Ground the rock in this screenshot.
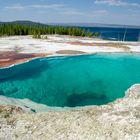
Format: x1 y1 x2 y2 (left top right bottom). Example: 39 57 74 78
0 84 140 140
125 84 140 99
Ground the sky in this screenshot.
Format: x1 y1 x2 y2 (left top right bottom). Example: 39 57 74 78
0 0 140 26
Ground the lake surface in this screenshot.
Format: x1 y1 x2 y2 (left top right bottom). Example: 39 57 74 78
0 53 140 107
83 27 140 41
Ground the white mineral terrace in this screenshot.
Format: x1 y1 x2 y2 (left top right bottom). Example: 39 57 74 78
0 35 140 54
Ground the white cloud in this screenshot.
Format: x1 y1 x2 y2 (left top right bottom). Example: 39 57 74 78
31 4 64 9
63 9 108 17
4 4 64 11
5 4 25 11
95 0 140 7
3 3 108 19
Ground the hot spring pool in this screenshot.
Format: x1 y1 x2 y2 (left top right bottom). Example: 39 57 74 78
0 53 140 107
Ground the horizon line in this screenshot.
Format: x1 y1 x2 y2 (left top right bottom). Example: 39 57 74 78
0 20 140 28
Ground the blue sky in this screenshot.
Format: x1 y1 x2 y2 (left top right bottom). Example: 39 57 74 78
0 0 140 25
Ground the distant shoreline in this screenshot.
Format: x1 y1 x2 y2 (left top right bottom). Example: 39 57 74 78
49 23 140 29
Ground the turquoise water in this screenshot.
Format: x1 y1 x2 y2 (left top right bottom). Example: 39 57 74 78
0 53 140 107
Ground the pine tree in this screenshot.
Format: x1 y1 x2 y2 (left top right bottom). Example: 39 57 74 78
94 32 100 37
87 31 94 37
0 23 98 38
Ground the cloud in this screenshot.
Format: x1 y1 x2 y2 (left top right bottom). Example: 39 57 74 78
5 4 25 11
31 4 64 9
94 0 140 7
3 2 109 19
63 9 108 17
4 3 64 11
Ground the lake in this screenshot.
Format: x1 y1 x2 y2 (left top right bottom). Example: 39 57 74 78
0 53 140 107
83 27 140 41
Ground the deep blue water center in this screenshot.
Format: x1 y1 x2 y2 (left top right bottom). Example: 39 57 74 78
0 53 140 107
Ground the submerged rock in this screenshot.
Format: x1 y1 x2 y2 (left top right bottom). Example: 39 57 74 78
0 84 140 140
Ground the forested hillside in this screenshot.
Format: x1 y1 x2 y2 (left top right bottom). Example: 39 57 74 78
0 22 100 38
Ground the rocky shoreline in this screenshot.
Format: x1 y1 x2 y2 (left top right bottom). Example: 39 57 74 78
0 84 140 140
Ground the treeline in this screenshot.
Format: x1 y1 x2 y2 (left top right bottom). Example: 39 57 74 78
0 24 100 38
